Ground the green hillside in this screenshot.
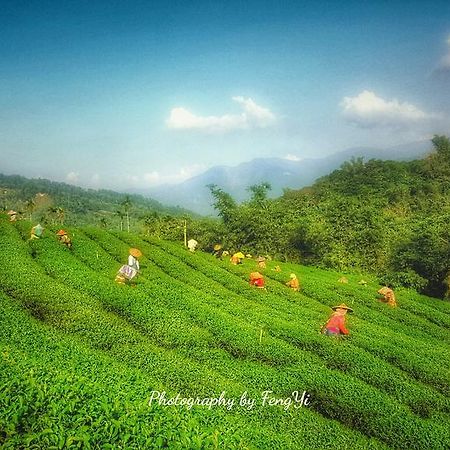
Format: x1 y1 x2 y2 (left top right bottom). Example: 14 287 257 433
1 216 450 449
0 173 193 229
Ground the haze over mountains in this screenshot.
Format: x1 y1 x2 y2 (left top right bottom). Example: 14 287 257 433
137 141 431 215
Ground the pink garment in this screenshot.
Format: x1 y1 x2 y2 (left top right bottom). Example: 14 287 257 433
325 313 349 335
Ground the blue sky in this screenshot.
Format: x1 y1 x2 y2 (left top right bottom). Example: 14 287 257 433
1 0 450 190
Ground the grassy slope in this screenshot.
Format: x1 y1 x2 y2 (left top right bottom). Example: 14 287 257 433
0 218 449 449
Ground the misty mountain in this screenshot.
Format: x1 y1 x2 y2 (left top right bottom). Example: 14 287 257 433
138 141 431 215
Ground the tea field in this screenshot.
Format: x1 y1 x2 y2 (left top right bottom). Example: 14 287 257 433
1 217 449 449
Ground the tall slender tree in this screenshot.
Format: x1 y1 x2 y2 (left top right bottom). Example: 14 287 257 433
121 196 132 232
25 198 35 221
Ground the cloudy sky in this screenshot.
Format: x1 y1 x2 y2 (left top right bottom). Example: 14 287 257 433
1 0 450 190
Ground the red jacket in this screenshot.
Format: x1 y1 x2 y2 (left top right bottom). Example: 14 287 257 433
325 314 349 335
251 277 265 287
249 273 265 287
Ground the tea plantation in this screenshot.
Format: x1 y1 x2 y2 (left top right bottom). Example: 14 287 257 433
1 217 449 449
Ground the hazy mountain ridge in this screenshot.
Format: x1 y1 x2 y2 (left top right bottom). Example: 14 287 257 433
141 141 431 215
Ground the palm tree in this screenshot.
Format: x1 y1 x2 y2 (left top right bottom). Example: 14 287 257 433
115 210 125 231
121 196 132 232
25 199 35 221
56 207 65 225
143 211 159 237
47 206 58 225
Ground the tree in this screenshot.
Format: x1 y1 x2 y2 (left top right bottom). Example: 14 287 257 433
391 215 450 297
431 135 450 161
56 207 65 225
143 211 160 237
25 199 35 221
115 210 125 231
121 196 132 232
46 206 58 225
424 135 450 180
207 184 237 223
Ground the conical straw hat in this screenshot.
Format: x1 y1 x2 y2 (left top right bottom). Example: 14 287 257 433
250 272 264 279
129 248 142 258
332 303 353 312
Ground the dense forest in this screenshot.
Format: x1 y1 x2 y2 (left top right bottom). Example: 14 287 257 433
2 136 449 298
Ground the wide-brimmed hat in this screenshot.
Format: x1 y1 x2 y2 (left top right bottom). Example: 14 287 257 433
56 229 67 236
214 244 222 251
290 273 297 279
250 271 264 279
7 210 17 215
257 256 266 262
129 248 142 258
234 252 245 259
332 303 353 312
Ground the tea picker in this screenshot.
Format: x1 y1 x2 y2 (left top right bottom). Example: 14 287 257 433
29 223 44 240
56 229 72 249
212 244 223 258
322 303 353 336
187 239 198 252
377 286 397 307
7 210 17 222
115 248 142 285
286 273 300 291
249 271 266 289
230 252 245 265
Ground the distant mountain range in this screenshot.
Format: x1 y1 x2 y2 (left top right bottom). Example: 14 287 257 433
136 141 431 215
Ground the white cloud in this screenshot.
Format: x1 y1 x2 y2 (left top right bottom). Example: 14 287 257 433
143 164 206 186
143 171 160 184
341 90 430 128
166 97 275 133
283 154 302 161
127 175 140 185
231 96 275 126
66 172 79 183
91 174 100 184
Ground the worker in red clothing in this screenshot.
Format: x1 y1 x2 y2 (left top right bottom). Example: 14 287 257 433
322 303 353 336
249 272 265 289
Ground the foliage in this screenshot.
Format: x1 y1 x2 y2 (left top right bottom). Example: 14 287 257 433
203 137 450 298
0 173 193 230
1 217 449 448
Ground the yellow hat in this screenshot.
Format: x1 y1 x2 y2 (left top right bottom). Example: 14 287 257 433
129 248 142 258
